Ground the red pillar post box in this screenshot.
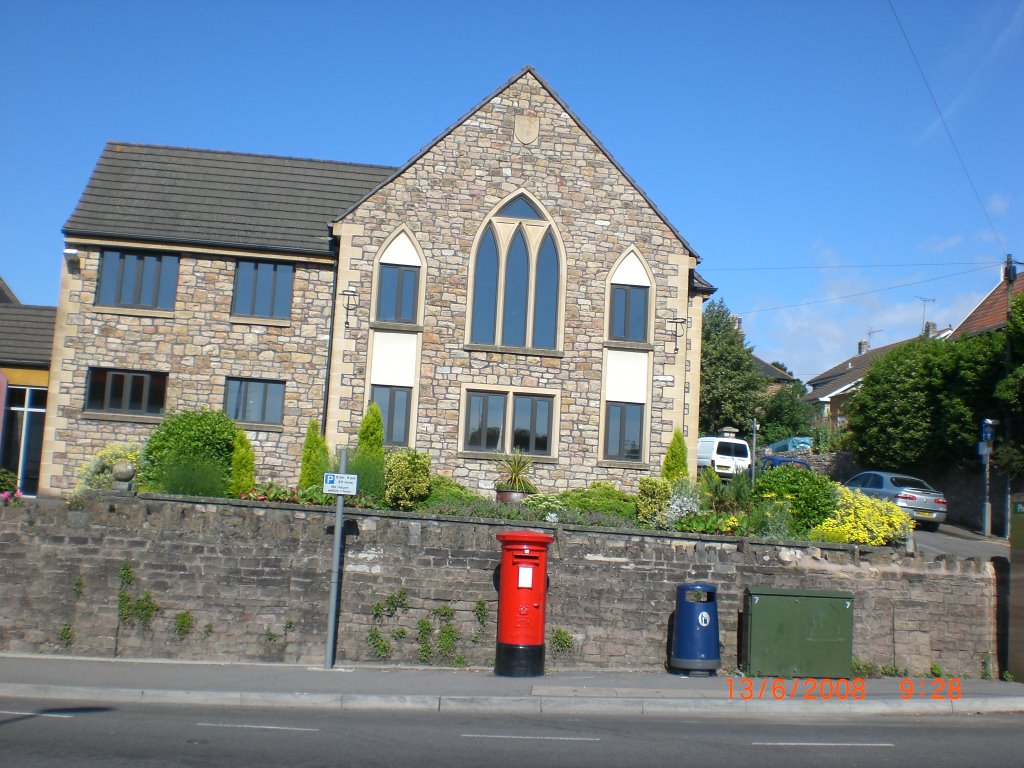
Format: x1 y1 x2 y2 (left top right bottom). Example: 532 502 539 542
495 530 555 677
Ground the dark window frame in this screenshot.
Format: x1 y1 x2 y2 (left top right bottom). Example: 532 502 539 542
512 394 554 456
370 385 413 446
376 264 420 324
224 377 286 425
609 284 649 342
96 250 178 310
231 260 294 320
604 401 644 462
464 391 507 452
85 368 167 415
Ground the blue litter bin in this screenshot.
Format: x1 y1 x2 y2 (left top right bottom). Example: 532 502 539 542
669 582 721 674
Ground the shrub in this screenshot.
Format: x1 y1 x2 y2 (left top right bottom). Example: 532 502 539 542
356 403 385 459
540 481 637 527
162 455 228 497
228 429 256 497
74 443 143 494
421 475 480 508
140 410 238 492
298 419 332 492
661 428 688 482
752 465 838 535
667 475 700 520
0 468 18 494
748 498 798 540
809 487 913 546
636 477 671 528
349 450 385 507
384 450 431 510
495 449 537 493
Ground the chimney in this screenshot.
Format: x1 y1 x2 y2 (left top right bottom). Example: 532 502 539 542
924 321 937 337
857 339 869 355
731 315 743 335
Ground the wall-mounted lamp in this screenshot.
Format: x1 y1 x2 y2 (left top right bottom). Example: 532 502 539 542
63 248 80 269
668 316 689 353
340 288 358 328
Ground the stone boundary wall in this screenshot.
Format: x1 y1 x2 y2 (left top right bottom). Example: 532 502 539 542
0 496 998 676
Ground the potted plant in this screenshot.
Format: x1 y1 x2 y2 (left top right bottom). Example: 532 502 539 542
495 448 537 504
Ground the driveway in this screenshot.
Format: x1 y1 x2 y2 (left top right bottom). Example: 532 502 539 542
911 524 1009 562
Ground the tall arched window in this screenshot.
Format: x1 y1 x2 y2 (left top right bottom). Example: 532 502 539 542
468 194 562 350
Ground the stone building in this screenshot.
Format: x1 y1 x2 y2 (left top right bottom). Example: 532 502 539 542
39 67 713 496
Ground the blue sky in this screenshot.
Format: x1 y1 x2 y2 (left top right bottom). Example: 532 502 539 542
1 0 1020 380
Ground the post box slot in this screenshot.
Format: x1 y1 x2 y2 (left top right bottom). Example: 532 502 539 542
512 554 540 563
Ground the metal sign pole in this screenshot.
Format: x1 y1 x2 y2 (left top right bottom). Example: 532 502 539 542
325 448 348 669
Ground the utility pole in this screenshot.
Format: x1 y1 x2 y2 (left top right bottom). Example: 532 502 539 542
1004 255 1017 539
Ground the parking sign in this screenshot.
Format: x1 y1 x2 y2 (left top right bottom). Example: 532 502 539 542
322 473 358 495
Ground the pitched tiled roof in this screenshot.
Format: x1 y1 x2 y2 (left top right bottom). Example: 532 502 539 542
691 270 716 295
950 279 1023 340
0 275 17 304
0 305 56 366
804 338 909 402
753 355 796 383
64 143 396 256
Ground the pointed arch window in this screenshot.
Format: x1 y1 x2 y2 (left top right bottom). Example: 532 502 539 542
469 194 562 351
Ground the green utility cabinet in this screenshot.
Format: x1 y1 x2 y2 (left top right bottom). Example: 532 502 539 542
742 588 854 678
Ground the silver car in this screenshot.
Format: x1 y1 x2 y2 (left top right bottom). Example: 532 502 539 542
843 471 947 531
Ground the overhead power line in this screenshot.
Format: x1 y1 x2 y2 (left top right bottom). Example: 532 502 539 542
888 0 1008 256
702 260 1000 272
736 264 993 315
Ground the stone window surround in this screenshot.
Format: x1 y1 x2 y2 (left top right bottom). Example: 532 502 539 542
464 189 566 354
456 382 562 463
604 247 656 345
224 376 287 427
369 226 427 329
95 249 179 312
230 259 294 321
595 347 654 468
84 367 168 417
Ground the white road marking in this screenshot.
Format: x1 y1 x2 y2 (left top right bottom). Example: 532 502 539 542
462 734 600 742
0 710 74 718
752 742 895 747
197 722 319 732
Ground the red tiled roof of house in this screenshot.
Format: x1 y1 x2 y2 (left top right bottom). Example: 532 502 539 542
950 279 1023 340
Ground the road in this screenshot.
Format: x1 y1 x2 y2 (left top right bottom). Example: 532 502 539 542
1 698 1022 768
912 525 1009 561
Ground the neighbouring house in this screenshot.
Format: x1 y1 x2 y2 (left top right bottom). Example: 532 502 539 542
39 67 715 497
949 274 1023 340
804 327 951 431
753 355 798 393
0 301 56 495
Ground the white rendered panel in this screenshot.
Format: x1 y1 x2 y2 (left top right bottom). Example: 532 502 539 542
370 332 418 386
605 350 649 403
610 252 650 286
379 232 420 266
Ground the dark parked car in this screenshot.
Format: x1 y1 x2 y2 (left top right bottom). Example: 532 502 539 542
758 455 812 473
843 471 947 531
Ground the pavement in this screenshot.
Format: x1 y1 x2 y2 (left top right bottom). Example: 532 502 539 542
2 654 1023 717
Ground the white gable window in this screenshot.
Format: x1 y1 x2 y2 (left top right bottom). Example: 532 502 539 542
376 230 422 324
469 194 561 351
608 249 653 343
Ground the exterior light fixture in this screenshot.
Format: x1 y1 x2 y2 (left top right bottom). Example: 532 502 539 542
668 316 689 354
340 288 358 328
63 248 80 269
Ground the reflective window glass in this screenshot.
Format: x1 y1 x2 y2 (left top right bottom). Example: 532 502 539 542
532 233 558 349
501 229 529 347
470 227 499 344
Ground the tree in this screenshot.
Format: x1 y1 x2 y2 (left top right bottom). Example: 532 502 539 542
847 336 1003 471
661 428 688 481
356 402 385 458
298 419 332 492
228 429 256 497
699 299 766 439
994 291 1024 478
759 382 815 444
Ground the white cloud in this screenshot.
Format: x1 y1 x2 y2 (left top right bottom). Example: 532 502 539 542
987 193 1010 217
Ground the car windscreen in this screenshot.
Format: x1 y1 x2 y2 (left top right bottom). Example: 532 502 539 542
889 475 933 490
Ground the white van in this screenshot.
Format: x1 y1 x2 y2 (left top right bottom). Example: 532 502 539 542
696 437 751 479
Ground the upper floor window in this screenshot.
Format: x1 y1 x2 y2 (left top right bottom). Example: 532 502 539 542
85 368 167 415
232 260 293 320
224 377 285 425
469 194 561 350
96 251 178 310
375 230 423 325
607 249 653 344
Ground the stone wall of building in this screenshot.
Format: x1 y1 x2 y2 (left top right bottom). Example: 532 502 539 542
0 496 998 676
40 249 336 494
330 71 700 493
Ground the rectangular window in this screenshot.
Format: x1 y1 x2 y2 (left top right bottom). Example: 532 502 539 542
609 285 648 342
231 260 293 320
371 385 412 446
377 265 418 323
465 391 507 451
605 401 643 461
96 251 178 310
224 378 285 425
85 369 167 415
512 395 553 455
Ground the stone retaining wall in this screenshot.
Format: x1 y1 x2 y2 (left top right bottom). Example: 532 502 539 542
0 496 998 676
